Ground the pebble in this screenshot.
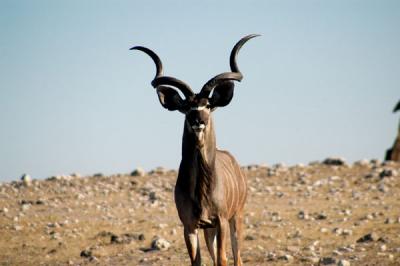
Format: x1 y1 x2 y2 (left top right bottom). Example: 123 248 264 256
266 252 276 261
338 259 351 266
21 174 32 186
245 235 256 241
298 210 310 220
13 225 23 231
380 169 397 178
357 232 380 243
278 254 293 262
354 159 370 166
286 246 300 253
385 218 395 224
323 157 346 166
301 256 320 263
131 167 146 177
320 257 336 265
151 237 171 251
378 183 389 193
320 227 329 233
80 249 92 258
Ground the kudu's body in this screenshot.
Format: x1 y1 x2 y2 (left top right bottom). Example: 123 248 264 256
131 34 259 266
386 101 400 162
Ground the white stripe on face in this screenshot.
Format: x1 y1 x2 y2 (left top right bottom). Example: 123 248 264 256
190 105 207 111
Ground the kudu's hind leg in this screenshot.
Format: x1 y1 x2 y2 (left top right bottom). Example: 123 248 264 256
229 214 243 266
204 228 217 265
184 227 201 266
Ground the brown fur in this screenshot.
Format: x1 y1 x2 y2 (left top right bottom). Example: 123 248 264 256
175 116 247 266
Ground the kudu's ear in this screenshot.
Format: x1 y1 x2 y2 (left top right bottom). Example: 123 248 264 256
156 86 185 111
209 81 235 108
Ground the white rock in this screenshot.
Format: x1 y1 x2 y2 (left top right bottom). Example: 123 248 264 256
338 259 351 266
131 167 146 177
151 237 171 251
20 174 32 186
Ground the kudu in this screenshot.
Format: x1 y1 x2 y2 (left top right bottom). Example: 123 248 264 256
131 34 259 265
385 100 400 161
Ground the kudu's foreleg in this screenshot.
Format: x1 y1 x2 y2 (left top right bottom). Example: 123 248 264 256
184 227 201 266
204 227 217 265
217 218 229 266
229 214 244 266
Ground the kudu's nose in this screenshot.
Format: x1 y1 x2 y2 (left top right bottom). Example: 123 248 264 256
192 120 205 131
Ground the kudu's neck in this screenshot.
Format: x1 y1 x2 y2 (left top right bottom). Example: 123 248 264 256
181 116 217 221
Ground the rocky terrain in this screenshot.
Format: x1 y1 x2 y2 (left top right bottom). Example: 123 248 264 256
1 158 400 265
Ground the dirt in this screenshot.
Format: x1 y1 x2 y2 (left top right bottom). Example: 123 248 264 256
1 159 400 265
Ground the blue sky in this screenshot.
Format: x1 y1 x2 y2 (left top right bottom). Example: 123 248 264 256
0 0 399 181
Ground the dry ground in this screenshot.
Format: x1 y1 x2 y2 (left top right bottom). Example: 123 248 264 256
0 159 400 265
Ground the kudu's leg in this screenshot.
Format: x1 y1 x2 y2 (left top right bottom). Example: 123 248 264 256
184 227 201 266
204 227 217 265
229 214 244 266
217 218 229 266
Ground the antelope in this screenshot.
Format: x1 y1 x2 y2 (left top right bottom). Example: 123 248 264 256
385 100 400 161
131 34 259 266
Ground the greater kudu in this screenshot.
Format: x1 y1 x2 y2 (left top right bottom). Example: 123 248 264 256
131 34 259 266
385 100 400 161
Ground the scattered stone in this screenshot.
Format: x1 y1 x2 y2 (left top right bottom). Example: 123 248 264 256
245 235 256 241
20 174 32 186
80 249 92 258
354 159 370 166
342 229 353 236
110 233 144 244
149 167 168 175
357 232 379 243
301 256 320 263
320 257 336 265
149 191 158 202
323 157 346 166
21 204 30 211
298 210 310 220
333 227 343 235
278 254 294 262
13 225 23 231
315 212 328 220
380 169 397 178
131 167 145 177
266 251 276 261
378 183 389 193
320 227 329 233
328 175 341 181
338 259 351 266
385 218 395 224
89 256 99 262
151 237 171 251
286 245 300 253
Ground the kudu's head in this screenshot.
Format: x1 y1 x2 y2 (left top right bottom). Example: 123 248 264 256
131 34 259 144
